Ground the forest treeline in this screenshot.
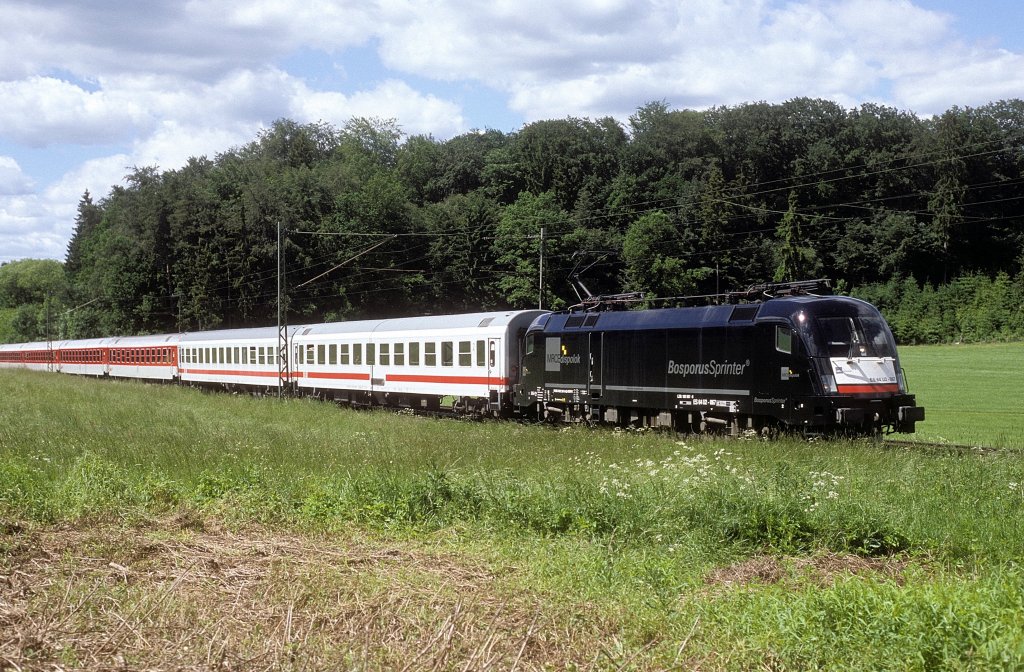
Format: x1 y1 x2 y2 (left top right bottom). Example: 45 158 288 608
2 97 1023 344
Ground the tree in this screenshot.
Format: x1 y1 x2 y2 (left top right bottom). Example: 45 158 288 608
773 191 819 282
65 191 102 279
491 191 572 308
622 211 705 301
0 259 69 342
424 191 502 311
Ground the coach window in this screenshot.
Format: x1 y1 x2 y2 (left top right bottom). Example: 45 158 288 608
409 342 419 366
424 342 436 367
269 348 276 365
379 343 390 366
776 325 793 354
476 340 485 367
366 343 375 365
317 344 325 366
458 341 471 367
394 342 404 366
340 343 350 365
258 348 266 365
442 341 454 367
353 343 362 365
328 344 337 365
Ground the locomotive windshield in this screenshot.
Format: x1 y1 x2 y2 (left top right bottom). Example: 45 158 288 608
814 316 897 359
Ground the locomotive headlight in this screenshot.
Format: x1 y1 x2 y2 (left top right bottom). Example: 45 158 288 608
820 373 837 394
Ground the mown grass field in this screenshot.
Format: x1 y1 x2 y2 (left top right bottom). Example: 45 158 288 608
1 344 1023 670
897 342 1024 448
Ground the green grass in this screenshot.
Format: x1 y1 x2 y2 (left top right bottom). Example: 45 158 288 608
2 360 1024 669
898 342 1024 448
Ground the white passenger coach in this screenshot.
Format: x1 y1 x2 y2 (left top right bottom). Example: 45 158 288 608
1 310 545 416
292 311 545 412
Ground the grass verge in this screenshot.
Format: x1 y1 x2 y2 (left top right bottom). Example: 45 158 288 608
2 367 1023 669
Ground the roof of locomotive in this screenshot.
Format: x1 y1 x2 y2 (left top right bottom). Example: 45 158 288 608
531 295 880 333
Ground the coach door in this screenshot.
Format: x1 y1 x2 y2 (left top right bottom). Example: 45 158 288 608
486 338 501 410
589 332 603 399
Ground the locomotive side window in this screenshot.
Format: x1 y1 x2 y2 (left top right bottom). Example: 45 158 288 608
776 326 792 354
409 342 420 366
458 341 471 366
425 342 436 366
442 341 454 367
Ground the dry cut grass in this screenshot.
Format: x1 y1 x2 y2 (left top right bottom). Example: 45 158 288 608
0 515 612 671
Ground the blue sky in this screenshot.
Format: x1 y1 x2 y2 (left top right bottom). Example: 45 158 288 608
1 0 1023 264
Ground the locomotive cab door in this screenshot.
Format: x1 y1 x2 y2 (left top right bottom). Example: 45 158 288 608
588 332 603 399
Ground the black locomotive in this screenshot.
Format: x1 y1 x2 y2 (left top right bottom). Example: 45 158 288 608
514 281 924 436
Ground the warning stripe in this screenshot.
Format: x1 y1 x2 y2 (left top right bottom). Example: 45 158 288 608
305 371 371 381
178 369 507 386
837 383 900 394
385 374 507 386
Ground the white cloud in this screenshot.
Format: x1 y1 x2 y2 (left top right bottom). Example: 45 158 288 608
0 77 152 147
0 154 133 264
0 157 35 196
0 192 70 263
3 0 1024 265
293 79 466 137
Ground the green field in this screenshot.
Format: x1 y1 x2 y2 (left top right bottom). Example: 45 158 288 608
1 346 1023 670
898 342 1024 448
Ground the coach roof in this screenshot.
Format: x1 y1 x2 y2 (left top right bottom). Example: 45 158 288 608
297 310 547 337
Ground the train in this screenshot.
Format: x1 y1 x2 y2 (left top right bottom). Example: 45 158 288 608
0 281 924 437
